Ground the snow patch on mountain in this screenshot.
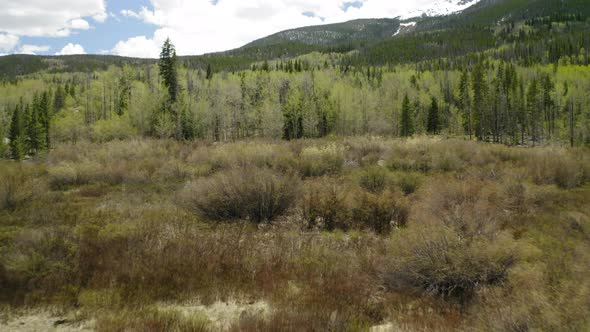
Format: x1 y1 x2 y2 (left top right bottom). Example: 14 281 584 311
403 0 481 19
394 22 416 36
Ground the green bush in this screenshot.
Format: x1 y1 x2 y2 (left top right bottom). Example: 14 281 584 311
181 167 299 223
91 115 137 143
358 166 389 193
395 172 422 195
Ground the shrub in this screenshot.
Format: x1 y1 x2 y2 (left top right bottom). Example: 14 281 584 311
394 172 422 195
180 167 299 223
345 137 385 166
384 224 519 302
0 165 37 210
301 179 407 233
358 166 389 193
298 144 344 177
300 178 352 231
48 162 79 190
353 190 409 233
526 149 589 189
91 115 137 143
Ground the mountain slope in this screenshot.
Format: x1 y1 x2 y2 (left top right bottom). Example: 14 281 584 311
243 19 401 49
2 0 590 78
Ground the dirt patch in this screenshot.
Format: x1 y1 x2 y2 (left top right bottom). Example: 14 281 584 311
158 299 270 330
0 310 93 332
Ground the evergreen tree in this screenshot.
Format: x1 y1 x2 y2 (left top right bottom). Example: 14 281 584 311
400 94 414 137
206 64 213 80
471 62 487 140
9 104 26 160
459 69 472 139
540 73 555 138
159 38 179 102
526 78 541 145
54 84 65 111
39 91 51 147
427 96 439 135
26 103 45 153
117 67 132 116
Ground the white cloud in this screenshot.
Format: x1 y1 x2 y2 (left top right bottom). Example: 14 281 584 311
93 12 108 23
69 18 90 30
56 43 86 55
0 33 19 52
112 0 468 58
112 36 160 58
19 44 50 55
0 0 106 37
120 9 141 19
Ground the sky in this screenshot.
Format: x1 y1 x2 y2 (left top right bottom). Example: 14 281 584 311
0 0 470 58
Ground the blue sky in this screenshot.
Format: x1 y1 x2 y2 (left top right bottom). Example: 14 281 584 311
0 0 476 58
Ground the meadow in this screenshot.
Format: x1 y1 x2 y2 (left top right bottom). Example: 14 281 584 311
1 136 589 331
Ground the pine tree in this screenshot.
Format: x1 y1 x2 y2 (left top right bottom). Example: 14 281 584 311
400 94 414 137
9 104 26 160
54 84 65 111
39 91 51 147
26 103 45 153
206 64 213 80
117 67 132 116
159 38 179 102
459 69 472 139
427 96 439 135
526 78 540 146
471 62 487 140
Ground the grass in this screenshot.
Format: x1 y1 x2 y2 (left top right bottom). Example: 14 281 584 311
0 137 589 330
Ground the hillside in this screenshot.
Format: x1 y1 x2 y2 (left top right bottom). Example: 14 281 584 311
1 0 590 78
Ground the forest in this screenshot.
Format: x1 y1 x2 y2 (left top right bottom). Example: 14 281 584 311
1 3 590 331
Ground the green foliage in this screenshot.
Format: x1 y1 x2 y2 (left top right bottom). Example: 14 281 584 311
8 104 26 160
159 38 179 103
427 96 439 135
400 94 414 137
91 115 137 142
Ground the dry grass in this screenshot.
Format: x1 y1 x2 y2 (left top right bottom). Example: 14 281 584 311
0 137 589 330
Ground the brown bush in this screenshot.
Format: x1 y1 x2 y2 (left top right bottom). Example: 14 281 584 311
353 191 409 233
0 164 39 210
526 148 589 189
300 178 352 231
384 224 519 302
180 167 299 223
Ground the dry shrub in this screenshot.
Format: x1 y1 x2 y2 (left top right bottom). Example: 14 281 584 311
384 225 519 302
345 137 386 166
300 178 408 233
358 165 390 193
298 144 344 177
383 177 525 302
300 178 352 231
180 167 299 223
526 148 589 189
0 164 41 210
353 191 409 233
